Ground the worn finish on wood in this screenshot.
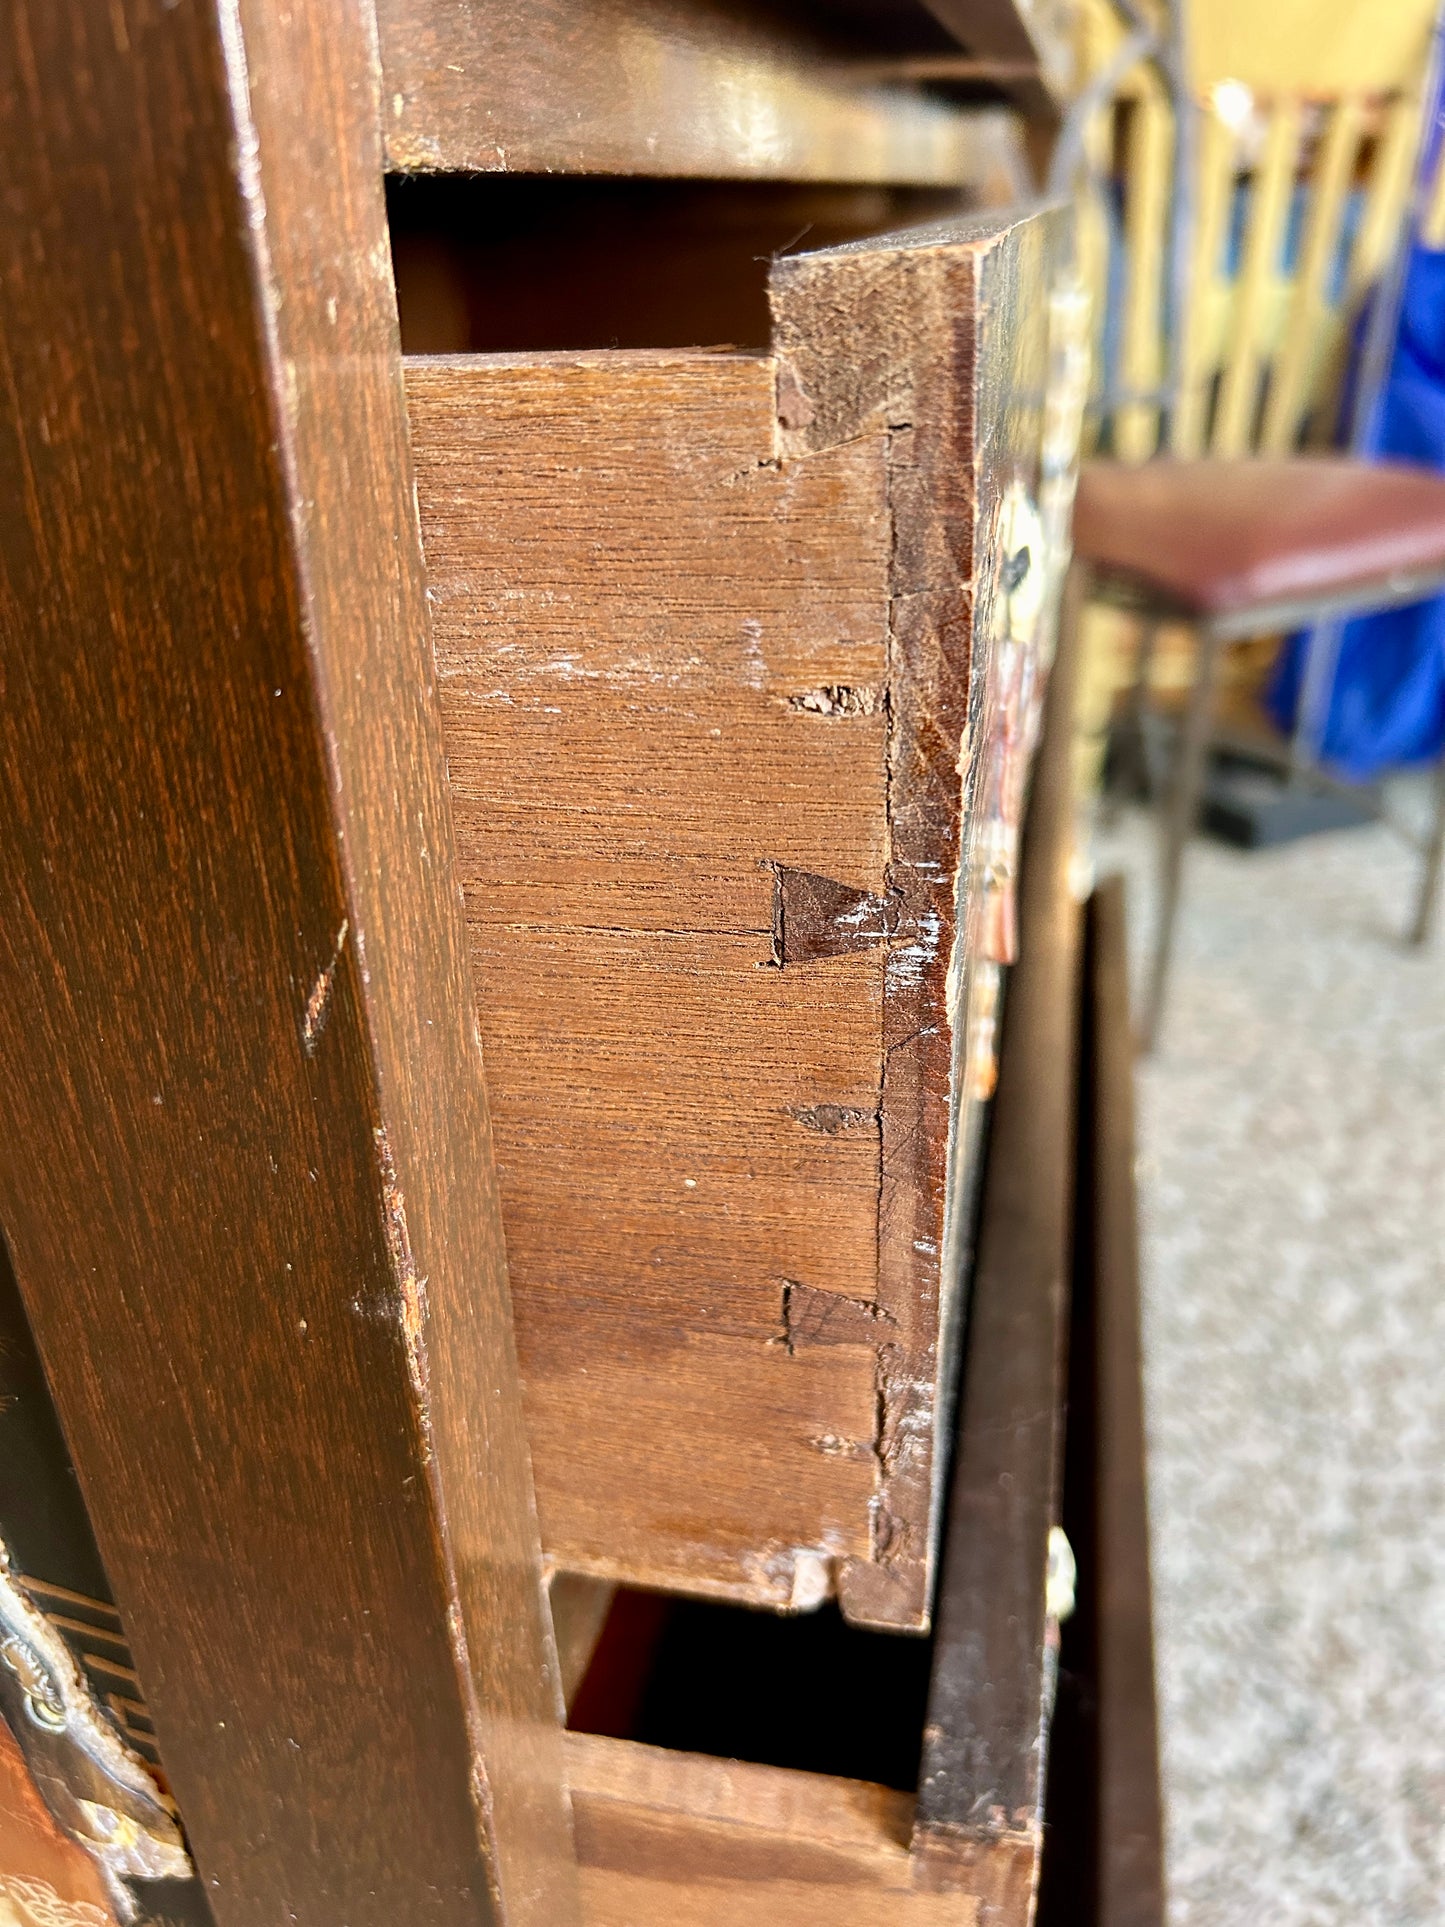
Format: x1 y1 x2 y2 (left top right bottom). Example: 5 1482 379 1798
567 1724 1040 1925
772 207 1059 1629
569 1729 1032 1924
376 0 1029 185
408 205 1063 1629
913 556 1084 1859
0 1 575 1922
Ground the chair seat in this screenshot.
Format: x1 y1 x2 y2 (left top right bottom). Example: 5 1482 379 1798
1073 455 1445 621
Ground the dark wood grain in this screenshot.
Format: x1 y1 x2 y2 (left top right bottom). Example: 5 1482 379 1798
0 1 576 1921
913 557 1085 1862
375 0 1031 184
408 346 888 1615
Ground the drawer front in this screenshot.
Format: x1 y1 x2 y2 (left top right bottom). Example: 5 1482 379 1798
408 203 1070 1628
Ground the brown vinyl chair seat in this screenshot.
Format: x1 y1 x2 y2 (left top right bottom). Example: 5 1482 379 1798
1073 455 1445 621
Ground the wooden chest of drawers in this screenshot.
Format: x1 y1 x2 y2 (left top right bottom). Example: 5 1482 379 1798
408 203 1072 1629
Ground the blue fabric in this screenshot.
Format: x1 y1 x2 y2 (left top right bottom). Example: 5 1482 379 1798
1268 244 1445 778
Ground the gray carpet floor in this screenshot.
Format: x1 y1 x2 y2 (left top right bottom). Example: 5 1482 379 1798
1095 787 1445 1925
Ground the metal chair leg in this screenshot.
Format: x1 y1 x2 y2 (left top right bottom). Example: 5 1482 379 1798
1289 614 1345 782
1112 616 1160 805
1410 752 1445 945
1138 625 1222 1053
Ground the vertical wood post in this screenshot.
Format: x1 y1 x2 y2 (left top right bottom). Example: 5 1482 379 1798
0 1 579 1921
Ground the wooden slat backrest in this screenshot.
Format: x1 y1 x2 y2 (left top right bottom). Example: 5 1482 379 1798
1259 95 1367 451
1209 95 1305 455
1075 2 1440 458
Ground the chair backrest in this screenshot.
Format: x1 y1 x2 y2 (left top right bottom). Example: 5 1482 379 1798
1066 0 1445 464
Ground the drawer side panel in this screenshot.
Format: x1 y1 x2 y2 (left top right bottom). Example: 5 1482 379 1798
410 351 892 1606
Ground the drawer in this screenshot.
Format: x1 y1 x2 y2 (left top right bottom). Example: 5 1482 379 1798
406 202 1077 1630
548 629 1162 1926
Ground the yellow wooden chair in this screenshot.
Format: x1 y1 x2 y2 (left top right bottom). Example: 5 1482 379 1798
1058 0 1445 1047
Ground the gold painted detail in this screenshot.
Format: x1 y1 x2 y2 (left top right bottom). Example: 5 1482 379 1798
0 1550 193 1923
0 1871 114 1926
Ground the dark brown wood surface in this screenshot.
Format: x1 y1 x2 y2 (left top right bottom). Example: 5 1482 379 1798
1088 876 1166 1925
1035 876 1165 1927
1078 878 1171 1927
409 346 887 1616
407 205 1062 1630
913 557 1084 1863
376 0 1031 184
0 0 575 1921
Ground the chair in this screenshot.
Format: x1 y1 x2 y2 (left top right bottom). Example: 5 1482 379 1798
1056 0 1445 1048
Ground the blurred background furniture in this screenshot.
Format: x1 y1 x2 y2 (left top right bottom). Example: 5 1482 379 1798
1060 0 1445 1046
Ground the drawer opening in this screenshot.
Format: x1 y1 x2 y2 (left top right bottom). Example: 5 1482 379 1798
565 1583 933 1794
386 174 969 355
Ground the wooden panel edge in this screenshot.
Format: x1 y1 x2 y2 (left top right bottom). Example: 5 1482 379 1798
912 558 1085 1850
1088 877 1166 1925
376 0 1027 187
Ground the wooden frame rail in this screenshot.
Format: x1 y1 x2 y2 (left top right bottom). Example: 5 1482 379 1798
0 1 576 1920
